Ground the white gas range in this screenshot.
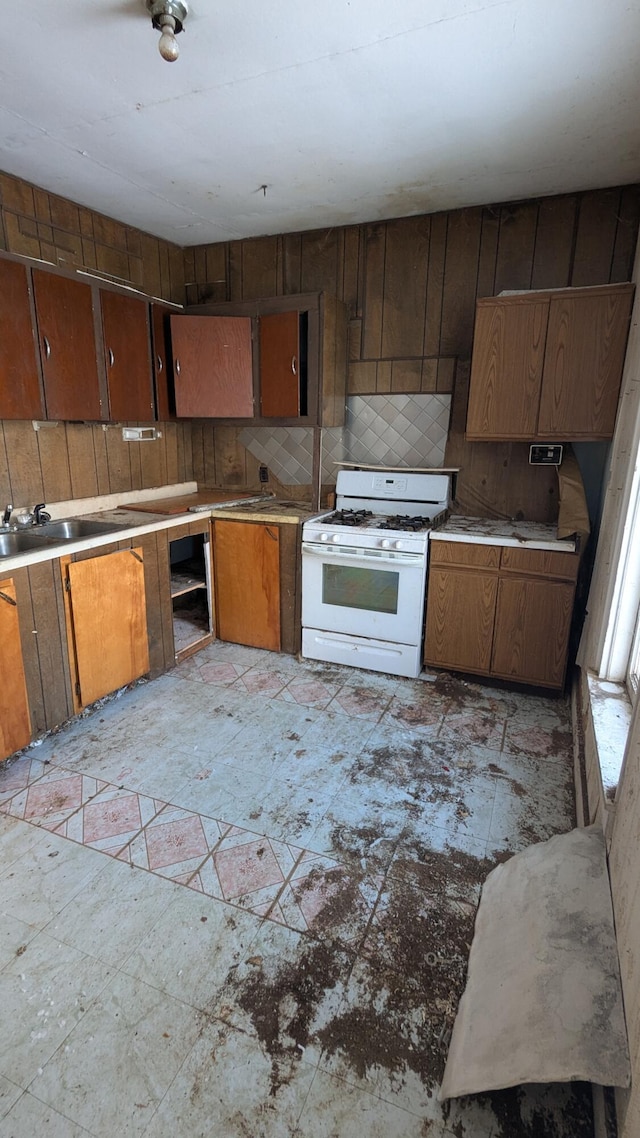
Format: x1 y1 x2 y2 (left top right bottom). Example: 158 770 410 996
301 470 451 679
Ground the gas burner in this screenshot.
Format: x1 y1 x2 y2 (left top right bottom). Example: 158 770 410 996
326 509 374 527
378 514 431 532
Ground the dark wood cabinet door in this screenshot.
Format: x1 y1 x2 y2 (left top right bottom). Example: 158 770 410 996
260 311 300 417
491 576 574 688
0 578 32 761
0 259 44 419
424 566 497 673
151 304 175 420
32 270 103 420
102 291 154 421
214 520 281 651
171 315 254 417
538 286 634 440
466 298 548 440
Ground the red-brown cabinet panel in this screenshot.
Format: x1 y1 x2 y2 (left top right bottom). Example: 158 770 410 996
260 311 300 417
32 270 103 420
101 291 154 421
0 259 44 419
171 315 254 418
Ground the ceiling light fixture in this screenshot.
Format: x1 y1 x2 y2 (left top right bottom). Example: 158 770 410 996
146 1 188 62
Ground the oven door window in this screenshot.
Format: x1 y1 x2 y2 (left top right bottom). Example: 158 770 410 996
322 563 399 615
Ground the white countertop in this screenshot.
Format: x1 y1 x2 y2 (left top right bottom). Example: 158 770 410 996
431 515 577 552
0 484 313 575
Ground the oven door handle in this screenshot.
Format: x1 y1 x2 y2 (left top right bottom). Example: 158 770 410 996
302 543 423 569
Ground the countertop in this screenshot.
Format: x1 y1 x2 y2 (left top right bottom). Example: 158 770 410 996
431 515 577 552
0 487 315 575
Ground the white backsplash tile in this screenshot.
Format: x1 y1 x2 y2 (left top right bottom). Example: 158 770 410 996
239 395 451 486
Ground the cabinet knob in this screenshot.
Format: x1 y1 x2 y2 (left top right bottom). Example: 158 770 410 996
157 355 163 373
291 355 297 375
43 335 51 359
108 348 115 368
175 358 181 375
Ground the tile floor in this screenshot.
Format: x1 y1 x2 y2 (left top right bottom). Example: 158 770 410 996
0 642 594 1137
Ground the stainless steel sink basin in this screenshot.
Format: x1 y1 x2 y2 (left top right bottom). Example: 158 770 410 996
36 518 129 540
0 530 56 557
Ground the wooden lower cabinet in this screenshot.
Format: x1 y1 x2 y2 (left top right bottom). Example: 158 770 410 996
62 548 150 709
0 578 32 761
424 540 578 689
213 520 281 651
425 567 497 674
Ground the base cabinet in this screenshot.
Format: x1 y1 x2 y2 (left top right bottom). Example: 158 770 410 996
424 540 578 689
170 532 213 660
62 548 150 709
213 520 281 651
0 578 32 761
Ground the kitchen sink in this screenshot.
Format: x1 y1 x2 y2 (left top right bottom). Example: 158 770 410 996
36 518 129 541
0 530 57 557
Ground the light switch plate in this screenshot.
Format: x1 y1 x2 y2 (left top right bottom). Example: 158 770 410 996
529 443 563 465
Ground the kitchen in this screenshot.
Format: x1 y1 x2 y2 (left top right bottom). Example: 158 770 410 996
1 2 640 1136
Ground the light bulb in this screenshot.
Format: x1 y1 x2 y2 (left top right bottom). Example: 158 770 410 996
158 15 179 61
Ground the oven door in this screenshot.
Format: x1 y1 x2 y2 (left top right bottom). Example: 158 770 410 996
301 540 427 646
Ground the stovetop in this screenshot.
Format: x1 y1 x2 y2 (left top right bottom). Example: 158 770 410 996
322 509 439 532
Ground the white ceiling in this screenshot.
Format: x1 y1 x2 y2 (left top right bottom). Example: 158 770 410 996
2 0 640 245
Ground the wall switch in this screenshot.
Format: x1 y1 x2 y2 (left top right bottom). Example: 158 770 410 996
529 444 563 465
259 465 269 482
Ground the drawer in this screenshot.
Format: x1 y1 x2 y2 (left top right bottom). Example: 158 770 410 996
429 540 501 570
499 546 579 581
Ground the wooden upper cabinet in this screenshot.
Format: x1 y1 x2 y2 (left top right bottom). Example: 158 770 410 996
538 288 634 439
32 269 103 420
151 303 176 421
0 577 32 761
0 258 44 419
171 314 254 418
260 311 300 417
466 283 634 442
101 291 154 421
466 299 548 439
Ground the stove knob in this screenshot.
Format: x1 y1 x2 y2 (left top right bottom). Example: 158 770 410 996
394 540 404 550
381 538 391 548
319 533 329 542
331 534 341 543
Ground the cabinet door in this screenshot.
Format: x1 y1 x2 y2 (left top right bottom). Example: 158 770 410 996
424 566 497 674
0 259 44 419
32 270 103 420
491 577 574 688
171 315 254 417
260 311 300 417
66 549 149 707
101 291 154 421
0 579 32 761
466 299 548 439
214 520 281 651
538 288 634 439
151 304 175 420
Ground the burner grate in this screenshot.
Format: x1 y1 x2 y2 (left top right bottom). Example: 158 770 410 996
378 514 432 532
326 509 374 527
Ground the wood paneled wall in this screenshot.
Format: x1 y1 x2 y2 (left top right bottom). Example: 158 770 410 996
0 171 193 509
0 421 193 511
185 186 640 521
0 171 185 303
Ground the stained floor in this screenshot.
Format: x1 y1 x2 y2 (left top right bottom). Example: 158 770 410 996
0 642 593 1137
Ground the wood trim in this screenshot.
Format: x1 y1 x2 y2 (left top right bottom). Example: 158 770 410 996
59 554 82 715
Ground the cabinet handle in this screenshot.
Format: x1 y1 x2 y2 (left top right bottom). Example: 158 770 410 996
175 358 181 375
43 335 51 359
291 355 297 375
0 590 16 606
108 348 115 367
266 527 278 541
157 355 163 373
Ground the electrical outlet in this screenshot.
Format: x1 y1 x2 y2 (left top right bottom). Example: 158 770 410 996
259 465 269 483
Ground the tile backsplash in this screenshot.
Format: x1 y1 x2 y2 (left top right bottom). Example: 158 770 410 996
239 394 452 485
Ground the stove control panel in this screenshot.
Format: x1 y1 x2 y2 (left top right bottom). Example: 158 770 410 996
372 475 408 496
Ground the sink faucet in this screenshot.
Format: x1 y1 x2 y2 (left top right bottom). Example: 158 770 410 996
2 503 12 526
33 503 51 525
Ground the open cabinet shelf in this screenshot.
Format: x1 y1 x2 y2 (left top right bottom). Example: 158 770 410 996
169 537 213 661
